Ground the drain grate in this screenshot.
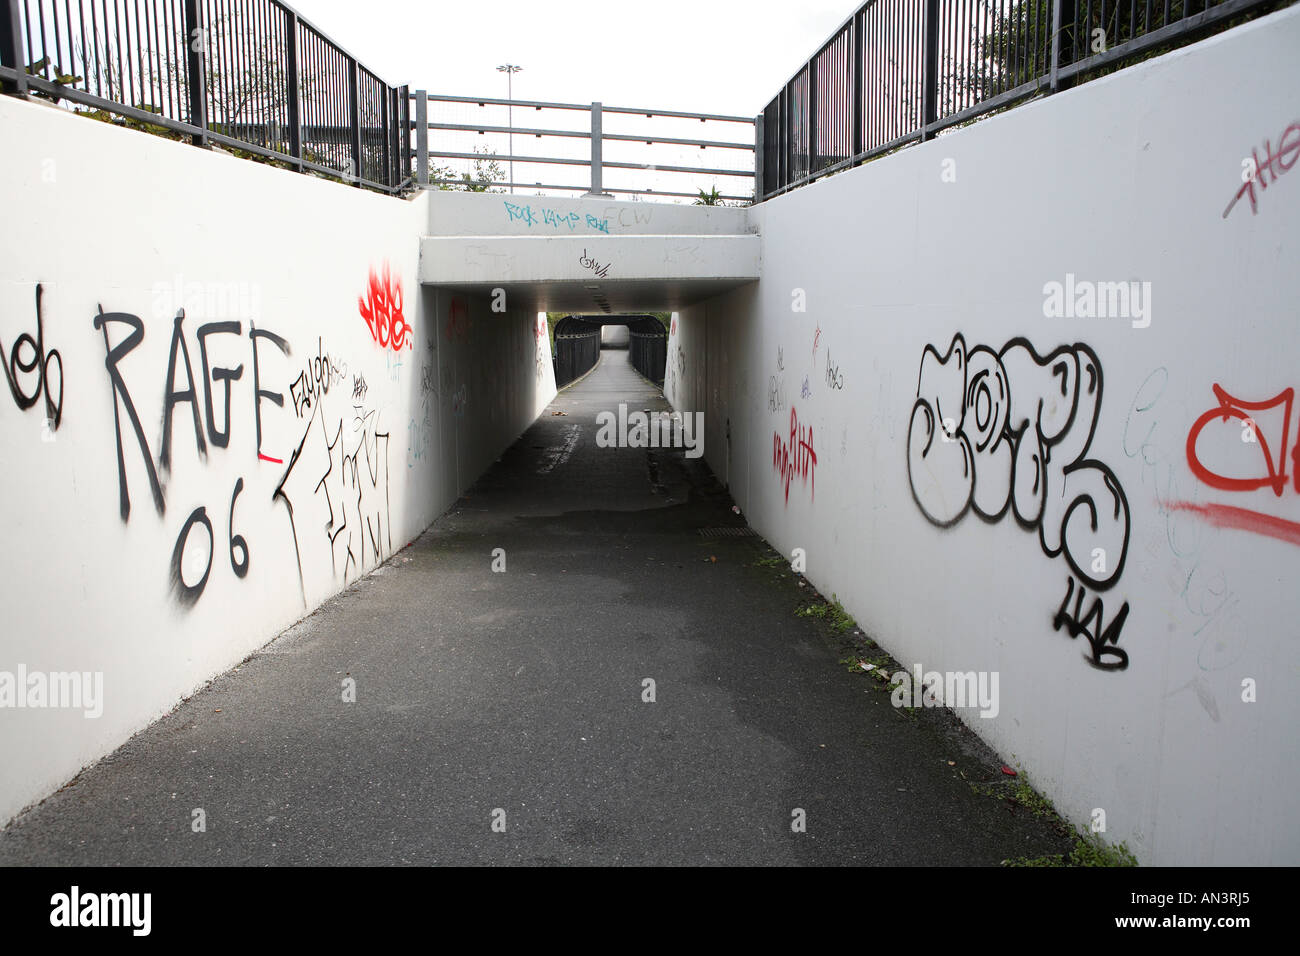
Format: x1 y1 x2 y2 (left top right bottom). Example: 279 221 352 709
698 526 756 538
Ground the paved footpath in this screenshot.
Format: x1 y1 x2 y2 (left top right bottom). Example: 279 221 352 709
0 350 1071 866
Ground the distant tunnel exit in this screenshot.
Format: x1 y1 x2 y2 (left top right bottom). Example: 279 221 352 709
553 314 668 388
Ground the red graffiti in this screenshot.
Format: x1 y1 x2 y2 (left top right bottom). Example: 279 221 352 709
670 318 677 336
1222 121 1300 219
1179 382 1300 546
773 407 817 504
447 296 469 344
1167 501 1300 548
1186 384 1295 495
358 263 410 351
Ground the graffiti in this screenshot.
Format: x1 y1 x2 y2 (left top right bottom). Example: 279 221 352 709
451 383 468 417
1122 369 1243 674
407 413 430 468
93 309 292 519
504 201 538 227
604 204 653 228
812 323 821 363
1186 384 1294 495
670 317 677 336
250 321 291 464
506 201 612 234
91 306 300 606
767 375 786 413
416 364 433 396
274 402 392 603
542 207 580 229
2 284 63 432
1223 120 1300 219
447 297 469 344
773 407 817 504
825 349 843 390
776 345 783 371
906 334 1130 591
353 373 369 401
800 376 811 400
579 249 611 279
169 477 249 606
159 312 209 470
169 506 213 607
1168 501 1300 548
907 334 1132 669
358 262 410 351
1172 381 1300 546
289 337 347 418
93 308 166 519
1053 577 1130 670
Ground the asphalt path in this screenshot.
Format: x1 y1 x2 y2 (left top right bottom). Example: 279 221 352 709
0 350 1070 865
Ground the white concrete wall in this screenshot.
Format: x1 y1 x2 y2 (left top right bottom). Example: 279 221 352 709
0 95 556 825
667 7 1300 865
424 190 754 237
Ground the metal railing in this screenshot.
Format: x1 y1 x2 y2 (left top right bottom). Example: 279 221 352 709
0 0 410 193
758 0 1287 200
413 92 756 203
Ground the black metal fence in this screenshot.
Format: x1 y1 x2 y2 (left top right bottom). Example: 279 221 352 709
626 316 668 387
758 0 1285 200
553 316 601 388
0 0 410 193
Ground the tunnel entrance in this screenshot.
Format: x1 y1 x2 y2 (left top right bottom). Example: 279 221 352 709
552 314 668 388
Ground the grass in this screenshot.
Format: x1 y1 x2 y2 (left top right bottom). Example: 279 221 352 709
1006 833 1140 868
796 595 856 634
971 770 1140 867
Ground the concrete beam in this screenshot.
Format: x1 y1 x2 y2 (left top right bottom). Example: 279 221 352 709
419 234 761 287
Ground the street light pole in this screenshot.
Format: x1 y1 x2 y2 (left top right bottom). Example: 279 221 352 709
496 63 523 194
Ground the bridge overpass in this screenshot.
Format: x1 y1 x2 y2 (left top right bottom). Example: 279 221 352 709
0 0 1298 868
418 192 760 314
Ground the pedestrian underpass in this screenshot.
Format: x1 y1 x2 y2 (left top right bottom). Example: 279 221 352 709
1 0 1298 866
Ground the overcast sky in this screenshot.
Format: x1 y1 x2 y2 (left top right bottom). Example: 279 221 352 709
289 0 856 117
